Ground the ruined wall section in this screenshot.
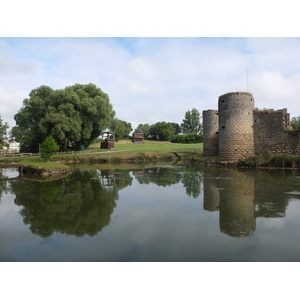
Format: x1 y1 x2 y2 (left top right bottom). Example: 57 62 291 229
203 110 219 156
254 109 300 155
218 92 255 161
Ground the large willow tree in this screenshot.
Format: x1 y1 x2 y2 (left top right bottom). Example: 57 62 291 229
11 83 115 152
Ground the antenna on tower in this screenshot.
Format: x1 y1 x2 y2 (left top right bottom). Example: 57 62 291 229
247 69 249 92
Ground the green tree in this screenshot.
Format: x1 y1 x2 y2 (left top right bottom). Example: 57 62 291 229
172 122 182 135
291 117 300 130
11 84 114 152
11 86 54 152
149 121 176 141
0 115 9 148
171 133 203 144
181 108 202 134
40 136 60 161
109 118 132 141
134 124 151 139
254 107 268 111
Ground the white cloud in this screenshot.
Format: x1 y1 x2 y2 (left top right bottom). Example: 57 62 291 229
0 86 27 128
1 37 300 133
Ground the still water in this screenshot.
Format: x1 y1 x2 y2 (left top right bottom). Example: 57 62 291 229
1 165 300 262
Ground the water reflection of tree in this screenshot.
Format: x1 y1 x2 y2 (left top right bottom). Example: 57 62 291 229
181 166 203 198
254 170 297 218
114 169 133 189
0 169 15 202
135 167 182 186
133 166 203 198
9 170 133 237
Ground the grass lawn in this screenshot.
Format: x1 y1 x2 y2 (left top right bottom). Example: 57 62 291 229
0 140 203 168
89 140 203 153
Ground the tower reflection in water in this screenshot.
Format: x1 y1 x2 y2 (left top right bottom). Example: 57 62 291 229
204 169 255 237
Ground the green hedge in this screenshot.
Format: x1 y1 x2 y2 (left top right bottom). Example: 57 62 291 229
171 133 203 144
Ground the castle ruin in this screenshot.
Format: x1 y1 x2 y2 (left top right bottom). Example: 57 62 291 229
203 92 300 161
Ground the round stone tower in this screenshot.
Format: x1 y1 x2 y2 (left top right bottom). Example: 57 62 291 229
203 110 219 156
218 92 255 161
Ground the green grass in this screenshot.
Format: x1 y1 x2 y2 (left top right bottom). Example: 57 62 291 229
89 140 203 153
0 140 203 167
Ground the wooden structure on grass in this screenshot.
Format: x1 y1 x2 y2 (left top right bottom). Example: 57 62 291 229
132 133 144 143
100 132 115 149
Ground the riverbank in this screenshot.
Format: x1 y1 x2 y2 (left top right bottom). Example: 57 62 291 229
3 151 300 176
0 160 71 177
0 151 176 176
2 139 300 174
180 152 300 169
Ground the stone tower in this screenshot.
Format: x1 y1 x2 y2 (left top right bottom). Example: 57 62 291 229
218 92 255 161
202 110 219 156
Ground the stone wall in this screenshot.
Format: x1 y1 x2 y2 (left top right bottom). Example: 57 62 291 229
202 110 219 156
254 109 300 156
218 92 255 161
203 92 300 160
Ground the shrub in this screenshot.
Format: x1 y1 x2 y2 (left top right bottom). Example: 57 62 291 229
171 133 203 144
40 136 59 161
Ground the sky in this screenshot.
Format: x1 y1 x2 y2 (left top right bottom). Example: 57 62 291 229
1 1 300 137
2 36 300 134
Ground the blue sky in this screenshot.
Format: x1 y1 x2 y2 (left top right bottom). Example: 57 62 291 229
1 1 300 136
2 36 300 133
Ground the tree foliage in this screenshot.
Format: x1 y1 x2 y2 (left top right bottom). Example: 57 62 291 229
0 115 9 148
10 169 133 237
134 123 151 139
11 84 114 152
254 107 268 111
40 136 60 161
291 117 300 130
109 118 132 141
172 122 182 135
171 133 203 144
149 121 177 141
181 108 202 134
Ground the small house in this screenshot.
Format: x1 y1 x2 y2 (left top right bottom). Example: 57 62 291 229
132 133 144 143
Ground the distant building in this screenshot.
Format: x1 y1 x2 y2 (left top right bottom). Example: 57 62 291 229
132 133 144 143
2 140 20 152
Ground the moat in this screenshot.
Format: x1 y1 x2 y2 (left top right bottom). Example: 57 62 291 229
1 165 300 262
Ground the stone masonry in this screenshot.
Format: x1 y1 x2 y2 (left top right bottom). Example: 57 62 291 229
203 92 300 160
